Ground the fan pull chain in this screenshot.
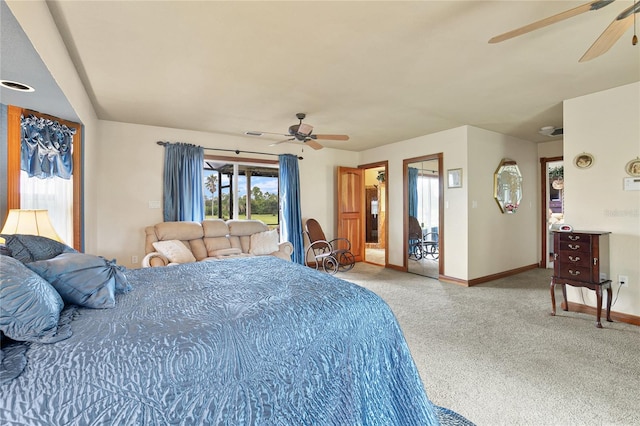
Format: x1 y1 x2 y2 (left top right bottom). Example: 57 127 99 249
634 0 638 46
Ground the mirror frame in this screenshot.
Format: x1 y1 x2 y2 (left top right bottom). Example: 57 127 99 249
493 158 523 214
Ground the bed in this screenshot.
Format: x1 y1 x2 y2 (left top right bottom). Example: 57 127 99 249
1 240 468 425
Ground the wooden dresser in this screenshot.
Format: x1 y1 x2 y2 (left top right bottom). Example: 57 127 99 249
550 230 612 328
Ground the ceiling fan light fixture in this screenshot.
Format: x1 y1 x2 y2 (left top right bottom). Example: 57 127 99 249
297 123 313 137
539 126 563 137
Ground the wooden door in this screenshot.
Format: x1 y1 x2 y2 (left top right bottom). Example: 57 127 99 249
337 167 364 262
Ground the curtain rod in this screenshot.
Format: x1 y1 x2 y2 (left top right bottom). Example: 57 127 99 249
156 141 303 160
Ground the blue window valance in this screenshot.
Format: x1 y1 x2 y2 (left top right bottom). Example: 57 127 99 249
21 114 76 179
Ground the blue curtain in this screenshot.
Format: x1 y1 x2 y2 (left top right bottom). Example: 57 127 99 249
163 142 204 222
279 154 304 264
408 167 418 218
21 114 76 179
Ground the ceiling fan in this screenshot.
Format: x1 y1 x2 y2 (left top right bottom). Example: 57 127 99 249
245 113 349 150
489 0 640 62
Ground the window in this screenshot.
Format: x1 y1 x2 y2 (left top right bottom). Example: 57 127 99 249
5 106 83 249
204 157 279 226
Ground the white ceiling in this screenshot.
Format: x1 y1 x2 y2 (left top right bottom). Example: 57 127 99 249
3 1 640 152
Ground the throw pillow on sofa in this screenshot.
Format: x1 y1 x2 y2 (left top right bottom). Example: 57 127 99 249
152 240 196 264
249 229 279 256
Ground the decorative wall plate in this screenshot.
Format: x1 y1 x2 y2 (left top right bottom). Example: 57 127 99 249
574 153 594 169
625 158 640 177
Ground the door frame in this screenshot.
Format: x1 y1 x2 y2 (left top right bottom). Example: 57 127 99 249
540 156 563 268
358 161 389 267
403 153 444 275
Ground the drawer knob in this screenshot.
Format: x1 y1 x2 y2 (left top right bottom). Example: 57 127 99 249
568 256 581 262
568 244 580 250
568 235 581 241
569 270 581 276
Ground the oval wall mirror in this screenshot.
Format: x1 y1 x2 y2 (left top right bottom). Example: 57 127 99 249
494 159 523 214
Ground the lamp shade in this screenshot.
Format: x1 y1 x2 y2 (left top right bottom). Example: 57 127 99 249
1 209 63 242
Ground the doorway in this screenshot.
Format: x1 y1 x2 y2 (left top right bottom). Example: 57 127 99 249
360 161 388 266
403 154 443 279
540 156 564 268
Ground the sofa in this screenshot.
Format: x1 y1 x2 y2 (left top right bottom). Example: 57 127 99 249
143 219 293 267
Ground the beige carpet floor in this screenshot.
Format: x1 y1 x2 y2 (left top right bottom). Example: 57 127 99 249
341 263 640 426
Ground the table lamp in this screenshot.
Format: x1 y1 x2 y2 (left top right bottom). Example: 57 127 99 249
0 209 63 242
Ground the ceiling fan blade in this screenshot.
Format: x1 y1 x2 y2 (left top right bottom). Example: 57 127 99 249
246 131 289 137
488 0 615 44
305 139 324 150
269 138 294 147
312 134 350 141
579 2 640 62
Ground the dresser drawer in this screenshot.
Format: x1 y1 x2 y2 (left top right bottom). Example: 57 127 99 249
557 265 591 281
558 233 591 244
556 251 591 267
558 240 591 253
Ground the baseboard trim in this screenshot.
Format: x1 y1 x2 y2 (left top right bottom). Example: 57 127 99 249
563 302 640 327
383 263 540 287
467 263 539 287
386 263 405 272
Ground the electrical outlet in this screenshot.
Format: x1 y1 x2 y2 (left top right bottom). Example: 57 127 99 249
618 275 628 286
131 255 139 264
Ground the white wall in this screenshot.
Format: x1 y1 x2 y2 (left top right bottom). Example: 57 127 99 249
360 126 469 277
96 120 359 267
359 125 539 282
538 140 563 159
467 127 538 280
563 82 640 317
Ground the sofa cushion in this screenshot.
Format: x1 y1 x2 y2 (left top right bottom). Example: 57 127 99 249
211 248 242 257
227 220 269 253
154 222 203 241
249 230 280 255
227 220 268 236
152 240 196 264
202 219 230 237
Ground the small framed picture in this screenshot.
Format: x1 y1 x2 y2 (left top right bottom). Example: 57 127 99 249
574 153 594 169
447 168 462 188
625 158 640 177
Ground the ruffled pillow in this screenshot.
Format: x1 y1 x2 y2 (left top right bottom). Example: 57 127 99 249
249 229 279 256
26 253 130 309
0 255 67 342
152 240 196 264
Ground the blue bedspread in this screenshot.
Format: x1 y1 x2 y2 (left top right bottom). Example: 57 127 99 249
1 257 439 425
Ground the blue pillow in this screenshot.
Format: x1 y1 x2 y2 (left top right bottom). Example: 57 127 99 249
0 255 68 343
0 243 11 257
0 234 76 264
26 253 129 309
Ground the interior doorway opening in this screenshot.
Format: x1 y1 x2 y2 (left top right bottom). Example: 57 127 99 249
360 162 388 266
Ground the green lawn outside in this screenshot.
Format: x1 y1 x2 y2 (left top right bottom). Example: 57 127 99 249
205 213 279 226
